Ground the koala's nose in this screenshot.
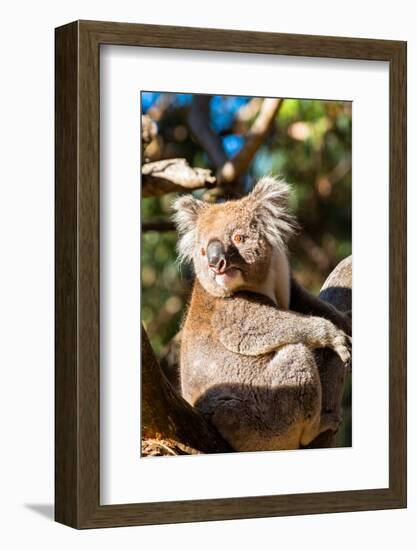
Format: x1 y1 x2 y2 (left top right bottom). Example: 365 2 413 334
207 240 227 272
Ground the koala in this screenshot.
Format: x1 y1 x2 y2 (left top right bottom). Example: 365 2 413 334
172 176 351 452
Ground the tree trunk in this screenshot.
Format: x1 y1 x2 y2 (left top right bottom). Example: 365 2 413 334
141 326 232 456
308 255 352 448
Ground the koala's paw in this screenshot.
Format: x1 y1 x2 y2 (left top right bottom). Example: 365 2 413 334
332 331 352 370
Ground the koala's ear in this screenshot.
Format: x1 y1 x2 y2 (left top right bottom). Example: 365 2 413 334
250 176 291 209
171 195 206 234
171 195 207 262
249 176 297 248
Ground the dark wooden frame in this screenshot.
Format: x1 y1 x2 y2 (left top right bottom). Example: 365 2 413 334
55 20 407 529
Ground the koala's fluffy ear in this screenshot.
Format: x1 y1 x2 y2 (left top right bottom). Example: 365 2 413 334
172 195 207 262
249 176 297 249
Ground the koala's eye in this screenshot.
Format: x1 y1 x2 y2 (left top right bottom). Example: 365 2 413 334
233 234 243 243
201 247 206 256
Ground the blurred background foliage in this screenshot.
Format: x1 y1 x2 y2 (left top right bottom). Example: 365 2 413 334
141 92 352 446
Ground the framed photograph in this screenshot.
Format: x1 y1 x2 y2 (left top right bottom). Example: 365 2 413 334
55 20 406 528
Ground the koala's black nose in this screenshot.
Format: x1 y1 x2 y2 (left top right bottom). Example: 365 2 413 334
207 240 227 272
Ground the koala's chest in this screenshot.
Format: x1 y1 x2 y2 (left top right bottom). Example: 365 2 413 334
273 250 291 309
265 249 291 309
246 248 291 310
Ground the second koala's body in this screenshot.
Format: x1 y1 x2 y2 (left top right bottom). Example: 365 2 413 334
173 177 351 452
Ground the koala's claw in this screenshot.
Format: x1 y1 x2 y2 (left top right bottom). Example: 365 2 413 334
333 333 352 370
335 345 351 369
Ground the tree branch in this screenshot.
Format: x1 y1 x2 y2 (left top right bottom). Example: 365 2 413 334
188 95 228 169
145 97 283 201
217 98 283 184
142 158 216 197
141 114 157 147
142 219 175 232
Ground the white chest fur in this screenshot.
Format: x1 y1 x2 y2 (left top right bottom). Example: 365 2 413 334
252 248 291 309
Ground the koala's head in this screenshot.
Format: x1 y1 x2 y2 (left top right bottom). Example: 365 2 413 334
172 176 296 298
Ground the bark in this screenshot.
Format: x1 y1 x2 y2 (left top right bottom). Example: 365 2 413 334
159 329 182 391
141 326 232 456
142 158 216 197
141 114 158 147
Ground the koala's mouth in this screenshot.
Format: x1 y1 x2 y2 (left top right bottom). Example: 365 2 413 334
209 263 240 275
210 266 243 285
215 267 239 276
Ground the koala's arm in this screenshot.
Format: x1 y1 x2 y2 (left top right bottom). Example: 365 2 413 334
212 293 351 364
289 277 351 336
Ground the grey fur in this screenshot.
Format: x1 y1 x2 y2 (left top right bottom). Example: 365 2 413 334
172 177 351 451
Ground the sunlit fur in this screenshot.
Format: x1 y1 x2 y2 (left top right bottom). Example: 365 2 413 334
172 176 298 304
172 195 208 264
243 176 297 250
173 176 297 262
171 177 351 452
